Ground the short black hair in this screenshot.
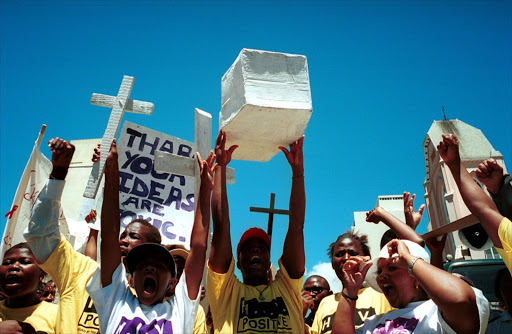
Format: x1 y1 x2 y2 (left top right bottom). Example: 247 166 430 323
128 219 161 244
3 242 46 276
327 230 371 260
4 242 33 257
380 229 398 249
304 275 331 290
164 244 187 251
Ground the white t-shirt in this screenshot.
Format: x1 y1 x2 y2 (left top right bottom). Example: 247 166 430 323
86 263 199 334
356 287 489 334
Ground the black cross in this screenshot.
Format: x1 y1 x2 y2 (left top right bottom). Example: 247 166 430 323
249 193 290 250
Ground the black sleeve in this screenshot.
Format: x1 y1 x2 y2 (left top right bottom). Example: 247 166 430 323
491 174 512 221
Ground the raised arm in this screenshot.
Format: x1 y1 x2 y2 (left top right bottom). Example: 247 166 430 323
438 134 504 248
25 138 75 263
279 136 306 279
209 130 237 273
476 159 504 196
84 210 98 261
425 234 447 269
100 139 122 287
403 192 425 230
390 240 481 333
366 207 425 246
83 144 102 261
185 151 216 299
476 158 512 220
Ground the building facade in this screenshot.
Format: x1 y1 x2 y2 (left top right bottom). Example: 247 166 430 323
423 119 506 260
353 195 406 260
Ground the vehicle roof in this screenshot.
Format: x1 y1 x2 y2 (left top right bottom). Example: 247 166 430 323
444 258 504 271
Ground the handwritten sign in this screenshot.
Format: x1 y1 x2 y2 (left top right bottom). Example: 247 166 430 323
117 121 195 247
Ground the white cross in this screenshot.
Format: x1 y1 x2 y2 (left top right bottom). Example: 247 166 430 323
154 109 235 212
83 75 154 198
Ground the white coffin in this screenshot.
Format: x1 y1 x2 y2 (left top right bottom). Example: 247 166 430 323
220 48 312 162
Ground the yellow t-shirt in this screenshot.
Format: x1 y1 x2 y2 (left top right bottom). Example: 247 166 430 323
194 303 208 334
39 237 99 334
497 217 512 274
310 288 393 334
0 300 58 334
207 258 304 334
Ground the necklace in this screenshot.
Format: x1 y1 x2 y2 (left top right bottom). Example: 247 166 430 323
255 285 270 301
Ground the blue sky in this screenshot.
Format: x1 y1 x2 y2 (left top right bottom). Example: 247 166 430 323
1 0 511 289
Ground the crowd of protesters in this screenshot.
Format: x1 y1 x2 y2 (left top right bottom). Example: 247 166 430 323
0 130 510 333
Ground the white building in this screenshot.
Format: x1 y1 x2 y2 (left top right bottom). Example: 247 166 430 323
353 195 406 260
423 119 506 260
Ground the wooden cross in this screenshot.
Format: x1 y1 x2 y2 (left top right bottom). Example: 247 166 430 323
153 109 235 212
250 193 289 248
83 75 154 198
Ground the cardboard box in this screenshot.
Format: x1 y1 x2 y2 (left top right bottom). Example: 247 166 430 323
220 49 312 162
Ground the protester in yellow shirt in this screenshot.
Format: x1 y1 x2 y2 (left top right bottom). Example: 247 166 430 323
0 243 58 334
207 131 306 334
24 137 162 334
438 134 512 274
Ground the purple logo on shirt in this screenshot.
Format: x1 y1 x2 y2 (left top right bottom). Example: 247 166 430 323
372 317 419 333
114 316 173 334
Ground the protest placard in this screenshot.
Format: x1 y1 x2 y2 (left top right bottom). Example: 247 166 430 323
117 121 195 247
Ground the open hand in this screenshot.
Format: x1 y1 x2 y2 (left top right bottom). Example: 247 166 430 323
476 158 504 195
215 130 238 167
197 150 217 191
279 135 304 177
403 192 425 230
341 255 371 296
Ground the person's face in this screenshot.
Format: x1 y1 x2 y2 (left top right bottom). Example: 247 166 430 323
303 277 331 311
40 281 56 303
331 238 363 280
0 248 44 299
237 238 270 285
119 222 152 267
132 256 174 306
167 255 185 296
376 258 417 308
173 256 186 281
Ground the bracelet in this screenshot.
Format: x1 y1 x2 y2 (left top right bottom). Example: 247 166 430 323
408 257 421 277
341 290 358 301
292 174 304 179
